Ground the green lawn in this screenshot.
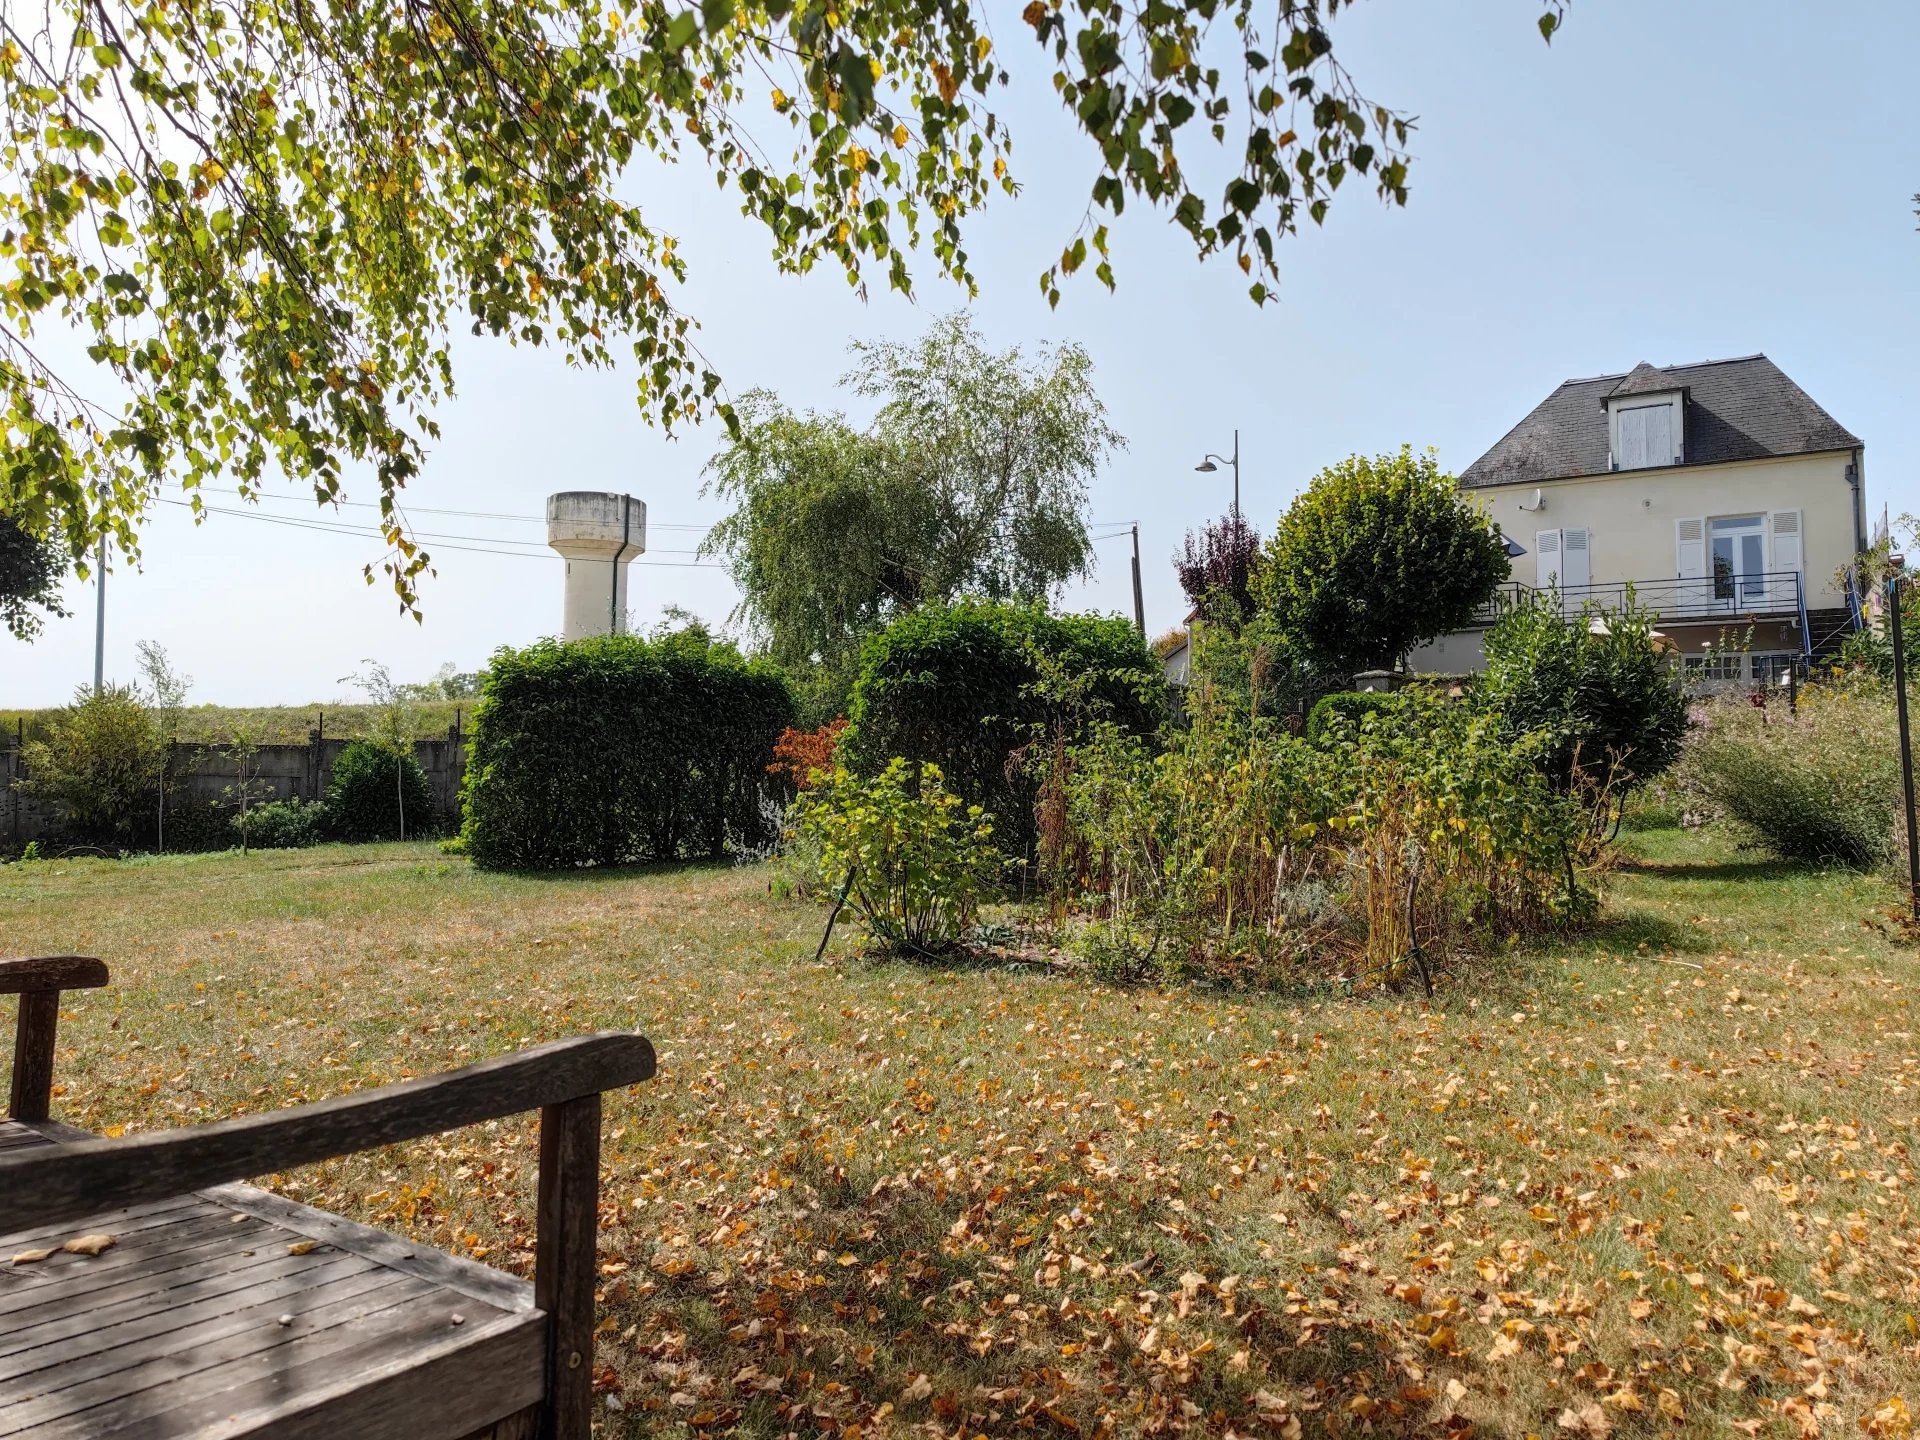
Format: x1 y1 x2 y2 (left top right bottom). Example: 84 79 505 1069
4 827 1919 1438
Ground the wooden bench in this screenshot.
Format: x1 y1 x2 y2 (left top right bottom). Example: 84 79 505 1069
0 955 655 1439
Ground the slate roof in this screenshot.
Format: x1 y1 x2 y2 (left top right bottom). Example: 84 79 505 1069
1459 354 1861 490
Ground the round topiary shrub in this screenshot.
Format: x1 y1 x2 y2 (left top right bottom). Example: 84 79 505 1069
326 740 435 841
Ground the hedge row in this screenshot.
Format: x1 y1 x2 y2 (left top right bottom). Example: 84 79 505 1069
461 630 795 869
843 601 1167 858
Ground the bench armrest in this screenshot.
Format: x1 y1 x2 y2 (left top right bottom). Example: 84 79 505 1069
0 955 109 994
5 955 109 1123
0 1031 655 1235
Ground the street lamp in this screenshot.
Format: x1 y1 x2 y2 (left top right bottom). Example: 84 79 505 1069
1195 429 1241 519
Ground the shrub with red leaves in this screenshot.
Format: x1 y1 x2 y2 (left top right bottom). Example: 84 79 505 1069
768 719 849 790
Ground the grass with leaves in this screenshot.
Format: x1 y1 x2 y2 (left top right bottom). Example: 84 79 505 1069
3 824 1919 1438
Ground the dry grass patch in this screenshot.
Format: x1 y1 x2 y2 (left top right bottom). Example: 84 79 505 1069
4 828 1920 1438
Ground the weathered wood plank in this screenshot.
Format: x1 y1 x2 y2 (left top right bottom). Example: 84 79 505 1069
0 1275 436 1434
205 1182 535 1313
454 1406 540 1440
0 957 108 996
0 1213 277 1308
25 1297 538 1440
0 1194 205 1253
0 1253 369 1363
0 1220 291 1322
534 1094 600 1440
0 1198 216 1259
203 1315 546 1440
0 1032 655 1235
0 1242 359 1346
0 1258 396 1387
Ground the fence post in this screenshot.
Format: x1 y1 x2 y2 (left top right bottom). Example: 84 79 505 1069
7 717 19 847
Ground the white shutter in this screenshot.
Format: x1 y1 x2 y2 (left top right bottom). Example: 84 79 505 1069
1768 509 1802 578
1561 527 1591 590
1676 517 1705 611
1643 405 1675 465
1536 528 1562 589
1675 517 1705 578
1617 408 1647 469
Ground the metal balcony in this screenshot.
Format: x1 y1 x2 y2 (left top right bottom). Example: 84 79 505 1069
1470 571 1805 626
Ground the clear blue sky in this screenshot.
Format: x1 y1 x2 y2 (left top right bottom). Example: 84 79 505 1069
5 0 1916 706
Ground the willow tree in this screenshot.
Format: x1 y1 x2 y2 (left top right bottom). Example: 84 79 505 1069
0 0 1568 606
703 313 1115 706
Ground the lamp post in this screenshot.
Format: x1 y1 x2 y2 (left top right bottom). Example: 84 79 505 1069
1194 430 1241 520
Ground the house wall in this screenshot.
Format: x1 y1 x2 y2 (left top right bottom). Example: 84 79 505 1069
1464 449 1859 609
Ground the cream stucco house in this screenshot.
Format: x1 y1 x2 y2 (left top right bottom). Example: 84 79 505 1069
1411 354 1866 682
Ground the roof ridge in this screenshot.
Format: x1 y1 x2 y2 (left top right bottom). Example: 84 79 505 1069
1558 353 1770 389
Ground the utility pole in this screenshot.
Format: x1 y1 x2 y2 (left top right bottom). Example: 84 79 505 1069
1129 525 1146 637
1890 574 1919 922
92 533 106 694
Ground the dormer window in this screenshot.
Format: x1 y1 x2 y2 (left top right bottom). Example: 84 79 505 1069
1607 391 1684 470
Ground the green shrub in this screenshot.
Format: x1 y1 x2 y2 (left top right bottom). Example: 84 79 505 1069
18 684 164 848
462 628 796 869
326 740 435 841
843 600 1165 860
1681 681 1900 867
162 799 243 853
793 759 1005 956
235 797 328 849
1305 690 1401 745
1478 592 1689 799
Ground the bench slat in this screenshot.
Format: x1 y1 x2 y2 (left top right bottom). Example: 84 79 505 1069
0 1032 654 1235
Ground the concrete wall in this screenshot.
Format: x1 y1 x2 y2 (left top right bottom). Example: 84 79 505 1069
1465 450 1860 609
2 729 467 848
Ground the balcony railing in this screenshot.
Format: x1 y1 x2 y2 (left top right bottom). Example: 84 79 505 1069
1470 571 1805 626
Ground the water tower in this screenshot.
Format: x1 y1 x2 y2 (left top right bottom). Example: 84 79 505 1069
546 492 647 640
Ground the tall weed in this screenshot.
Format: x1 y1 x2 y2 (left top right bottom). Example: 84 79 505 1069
1680 680 1901 868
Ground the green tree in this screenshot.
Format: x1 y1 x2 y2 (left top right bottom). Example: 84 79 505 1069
19 684 164 847
703 314 1119 708
134 638 191 849
341 660 422 839
0 513 66 641
1258 447 1509 676
0 0 1564 608
1478 592 1690 804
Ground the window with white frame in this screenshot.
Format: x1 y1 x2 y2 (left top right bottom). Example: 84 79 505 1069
1683 652 1743 681
1750 653 1798 687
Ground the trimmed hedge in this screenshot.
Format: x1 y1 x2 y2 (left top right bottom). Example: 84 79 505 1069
326 739 435 840
1305 690 1402 745
461 630 796 870
843 601 1166 858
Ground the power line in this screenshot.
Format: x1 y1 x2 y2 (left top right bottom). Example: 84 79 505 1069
187 485 716 532
183 485 1140 539
157 499 728 568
